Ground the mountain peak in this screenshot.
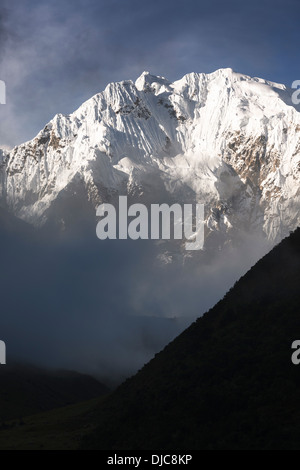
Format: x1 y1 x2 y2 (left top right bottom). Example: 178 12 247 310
0 69 299 249
135 71 171 93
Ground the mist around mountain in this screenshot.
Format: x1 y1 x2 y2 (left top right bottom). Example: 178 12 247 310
80 227 300 450
0 200 272 385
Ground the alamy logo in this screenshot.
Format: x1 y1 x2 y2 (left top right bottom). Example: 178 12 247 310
0 80 6 105
291 340 300 365
96 196 204 250
291 80 300 105
0 341 6 365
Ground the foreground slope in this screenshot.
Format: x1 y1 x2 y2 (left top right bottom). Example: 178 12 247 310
82 228 300 450
0 364 109 423
0 397 104 450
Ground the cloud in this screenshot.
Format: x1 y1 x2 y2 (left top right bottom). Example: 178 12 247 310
0 211 271 386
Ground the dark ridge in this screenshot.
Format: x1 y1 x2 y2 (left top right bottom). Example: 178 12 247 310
0 363 109 422
82 227 300 450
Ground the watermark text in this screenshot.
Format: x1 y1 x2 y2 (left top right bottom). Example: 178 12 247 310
291 80 300 105
96 196 204 250
0 340 6 365
0 80 6 105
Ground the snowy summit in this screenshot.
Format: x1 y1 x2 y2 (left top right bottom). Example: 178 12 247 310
0 68 299 246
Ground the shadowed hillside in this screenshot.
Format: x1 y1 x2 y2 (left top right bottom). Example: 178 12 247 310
0 364 109 423
81 227 300 450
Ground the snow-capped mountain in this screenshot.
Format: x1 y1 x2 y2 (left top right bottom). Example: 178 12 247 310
0 68 299 247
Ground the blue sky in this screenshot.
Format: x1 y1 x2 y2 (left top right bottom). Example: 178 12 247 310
0 0 299 147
